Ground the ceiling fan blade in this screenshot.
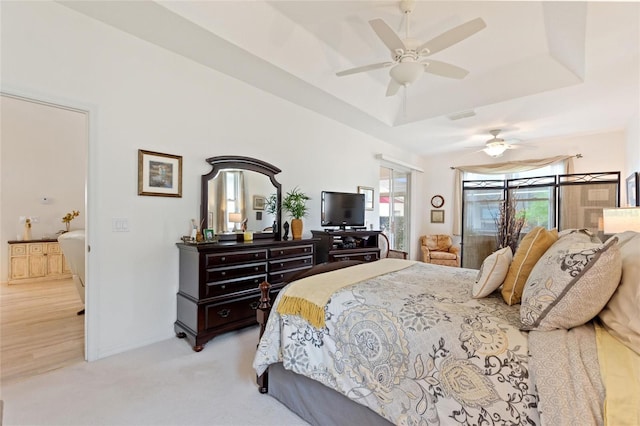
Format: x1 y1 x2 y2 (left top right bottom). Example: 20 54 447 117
336 62 393 77
423 60 469 79
418 17 486 56
386 79 401 97
369 19 406 54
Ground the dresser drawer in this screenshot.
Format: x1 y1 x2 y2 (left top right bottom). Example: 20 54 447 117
205 249 267 267
206 262 266 282
205 275 266 299
29 244 44 255
268 265 314 285
269 244 313 259
269 255 313 273
11 244 27 256
204 292 261 330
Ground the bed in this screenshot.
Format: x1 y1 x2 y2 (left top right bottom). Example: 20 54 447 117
253 230 640 426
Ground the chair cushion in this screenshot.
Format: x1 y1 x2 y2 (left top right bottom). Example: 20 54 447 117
424 235 452 251
430 251 457 260
473 247 512 298
501 227 558 305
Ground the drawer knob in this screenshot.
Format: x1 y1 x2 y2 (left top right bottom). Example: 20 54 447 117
217 309 231 318
364 255 371 261
303 259 309 263
254 253 259 258
221 271 226 276
279 263 284 267
254 266 259 271
279 250 283 255
221 284 226 290
221 256 226 261
250 301 259 310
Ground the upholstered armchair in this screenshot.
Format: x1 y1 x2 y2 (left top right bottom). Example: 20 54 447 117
420 234 460 267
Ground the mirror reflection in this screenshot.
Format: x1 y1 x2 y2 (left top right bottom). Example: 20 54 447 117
207 170 277 233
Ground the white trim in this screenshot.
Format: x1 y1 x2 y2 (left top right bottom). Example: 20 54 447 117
375 154 424 173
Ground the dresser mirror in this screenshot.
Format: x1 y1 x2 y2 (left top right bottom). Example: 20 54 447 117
201 156 282 240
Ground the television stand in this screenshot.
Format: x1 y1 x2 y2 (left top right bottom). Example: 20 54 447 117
311 230 381 264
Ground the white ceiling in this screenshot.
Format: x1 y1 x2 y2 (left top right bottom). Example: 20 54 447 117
61 1 640 156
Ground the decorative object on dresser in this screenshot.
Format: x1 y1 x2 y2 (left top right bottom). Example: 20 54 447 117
281 186 310 240
175 239 314 351
311 229 381 264
7 239 72 283
137 149 182 197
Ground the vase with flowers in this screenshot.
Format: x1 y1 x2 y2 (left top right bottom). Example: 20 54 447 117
62 210 80 232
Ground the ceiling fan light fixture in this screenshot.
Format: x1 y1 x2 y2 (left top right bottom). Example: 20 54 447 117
483 143 508 157
389 62 424 86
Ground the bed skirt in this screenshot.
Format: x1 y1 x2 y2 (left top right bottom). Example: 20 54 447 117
269 363 393 426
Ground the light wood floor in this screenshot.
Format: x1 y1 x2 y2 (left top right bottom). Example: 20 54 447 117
1 278 85 385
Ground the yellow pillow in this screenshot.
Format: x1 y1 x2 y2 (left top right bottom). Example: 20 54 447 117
501 227 558 305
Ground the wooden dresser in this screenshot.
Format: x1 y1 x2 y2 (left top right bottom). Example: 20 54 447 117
175 238 315 351
7 239 72 283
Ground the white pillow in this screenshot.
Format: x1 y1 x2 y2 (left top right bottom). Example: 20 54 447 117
598 231 640 355
473 247 512 298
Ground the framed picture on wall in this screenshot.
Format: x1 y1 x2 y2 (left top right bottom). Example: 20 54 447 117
431 209 445 223
626 172 639 206
253 195 266 210
138 149 182 197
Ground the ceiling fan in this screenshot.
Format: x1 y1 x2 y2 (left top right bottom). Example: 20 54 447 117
336 0 486 97
482 129 521 157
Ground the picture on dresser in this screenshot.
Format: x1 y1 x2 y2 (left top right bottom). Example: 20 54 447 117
203 229 215 241
138 149 182 197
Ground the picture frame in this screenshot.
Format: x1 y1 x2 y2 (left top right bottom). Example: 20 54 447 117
253 195 265 210
626 172 639 206
256 211 263 221
358 186 374 211
203 228 215 242
430 209 445 223
138 149 182 197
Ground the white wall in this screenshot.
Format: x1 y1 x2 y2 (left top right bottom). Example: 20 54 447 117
1 2 421 359
0 96 87 282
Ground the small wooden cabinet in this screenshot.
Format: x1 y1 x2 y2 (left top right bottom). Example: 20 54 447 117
175 239 315 351
311 230 381 264
8 240 72 283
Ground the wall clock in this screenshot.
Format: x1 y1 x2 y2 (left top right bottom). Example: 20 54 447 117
431 195 445 208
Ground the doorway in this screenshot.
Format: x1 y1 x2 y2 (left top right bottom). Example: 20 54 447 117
0 93 89 377
379 166 411 254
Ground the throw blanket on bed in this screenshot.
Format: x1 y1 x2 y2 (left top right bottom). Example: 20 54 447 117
595 322 640 425
277 258 415 328
255 262 541 425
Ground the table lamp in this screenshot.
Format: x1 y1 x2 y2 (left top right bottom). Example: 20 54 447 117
602 207 640 234
229 212 242 232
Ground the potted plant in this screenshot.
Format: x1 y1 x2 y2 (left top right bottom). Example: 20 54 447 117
282 186 310 240
265 193 278 233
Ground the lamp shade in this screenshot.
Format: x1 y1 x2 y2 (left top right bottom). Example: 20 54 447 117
228 213 242 223
389 62 424 86
602 207 640 233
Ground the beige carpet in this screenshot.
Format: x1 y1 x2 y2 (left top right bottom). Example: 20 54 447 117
0 326 307 426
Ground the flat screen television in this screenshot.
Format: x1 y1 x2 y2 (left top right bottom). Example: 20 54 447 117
321 191 366 230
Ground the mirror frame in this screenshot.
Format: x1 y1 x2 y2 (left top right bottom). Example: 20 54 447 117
201 156 282 240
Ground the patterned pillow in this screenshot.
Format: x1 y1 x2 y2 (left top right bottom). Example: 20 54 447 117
520 235 621 330
501 227 558 305
473 247 512 298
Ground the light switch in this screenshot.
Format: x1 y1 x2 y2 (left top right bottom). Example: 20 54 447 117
112 218 130 232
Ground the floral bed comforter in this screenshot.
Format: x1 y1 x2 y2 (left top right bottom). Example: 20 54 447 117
254 262 540 425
